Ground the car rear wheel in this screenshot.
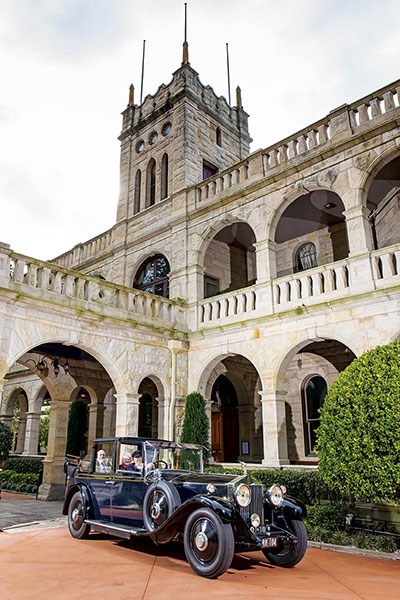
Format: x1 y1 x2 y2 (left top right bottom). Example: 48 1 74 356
68 491 91 539
183 508 234 579
143 481 180 532
262 519 307 567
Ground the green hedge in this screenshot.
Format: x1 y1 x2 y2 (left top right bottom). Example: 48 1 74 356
206 465 335 505
0 470 39 494
4 457 43 474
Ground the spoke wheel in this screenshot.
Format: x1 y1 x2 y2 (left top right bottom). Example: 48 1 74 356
143 481 180 532
184 508 234 579
262 519 307 567
68 491 91 539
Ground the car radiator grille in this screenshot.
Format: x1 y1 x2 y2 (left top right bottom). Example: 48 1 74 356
239 484 264 524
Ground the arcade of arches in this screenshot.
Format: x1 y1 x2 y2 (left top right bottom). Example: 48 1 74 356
1 65 400 500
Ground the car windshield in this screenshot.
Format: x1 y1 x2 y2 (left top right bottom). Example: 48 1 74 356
144 441 204 472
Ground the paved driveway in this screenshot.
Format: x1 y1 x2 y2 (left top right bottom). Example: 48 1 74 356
1 492 399 599
1 523 399 599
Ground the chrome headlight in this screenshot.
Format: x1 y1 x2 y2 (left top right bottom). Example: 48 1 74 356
235 483 252 507
266 484 284 507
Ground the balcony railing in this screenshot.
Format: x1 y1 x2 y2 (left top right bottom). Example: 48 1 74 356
2 244 400 332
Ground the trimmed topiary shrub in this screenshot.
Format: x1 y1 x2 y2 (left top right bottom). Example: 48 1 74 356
0 422 13 465
315 341 400 504
180 392 210 458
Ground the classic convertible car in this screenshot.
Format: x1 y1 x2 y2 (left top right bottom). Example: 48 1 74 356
63 437 307 578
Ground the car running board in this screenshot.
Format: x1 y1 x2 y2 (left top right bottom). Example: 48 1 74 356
86 520 148 539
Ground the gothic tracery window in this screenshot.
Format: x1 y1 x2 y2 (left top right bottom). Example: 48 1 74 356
133 254 170 297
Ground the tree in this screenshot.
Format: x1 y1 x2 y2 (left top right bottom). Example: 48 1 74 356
0 422 13 465
180 392 210 457
315 341 400 504
66 399 88 457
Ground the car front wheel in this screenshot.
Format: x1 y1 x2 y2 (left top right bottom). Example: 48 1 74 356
183 508 234 579
68 491 91 539
262 519 307 567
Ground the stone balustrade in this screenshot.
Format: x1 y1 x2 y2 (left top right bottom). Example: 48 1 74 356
273 260 350 307
2 243 400 331
371 244 400 282
198 287 257 324
52 230 113 268
193 79 400 207
5 251 184 328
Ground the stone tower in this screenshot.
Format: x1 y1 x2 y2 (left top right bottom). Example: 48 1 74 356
116 41 252 223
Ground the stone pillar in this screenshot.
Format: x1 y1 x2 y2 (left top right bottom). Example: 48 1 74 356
185 264 205 303
114 393 141 437
259 390 290 466
157 396 169 440
344 205 374 255
23 411 41 455
0 378 10 419
343 205 375 294
254 238 277 283
38 398 70 500
15 415 27 454
87 403 106 450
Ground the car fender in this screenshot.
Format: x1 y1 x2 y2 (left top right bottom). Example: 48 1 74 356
62 484 92 517
150 494 236 544
281 496 307 520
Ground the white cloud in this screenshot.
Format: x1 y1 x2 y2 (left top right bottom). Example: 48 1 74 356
1 0 400 259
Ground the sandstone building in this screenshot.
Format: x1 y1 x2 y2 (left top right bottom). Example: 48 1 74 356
1 41 400 499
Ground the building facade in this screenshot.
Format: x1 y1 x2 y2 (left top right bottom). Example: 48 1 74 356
1 44 400 499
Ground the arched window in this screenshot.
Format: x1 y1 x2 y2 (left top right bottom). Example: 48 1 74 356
134 169 141 214
146 159 156 207
161 153 168 200
133 254 170 297
302 375 327 455
295 242 317 272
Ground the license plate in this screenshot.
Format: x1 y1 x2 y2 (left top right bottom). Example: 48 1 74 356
261 537 278 548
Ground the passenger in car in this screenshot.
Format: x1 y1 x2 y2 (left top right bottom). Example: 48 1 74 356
118 454 132 470
96 450 109 473
127 450 144 472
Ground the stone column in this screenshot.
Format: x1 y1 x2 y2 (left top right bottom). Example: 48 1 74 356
157 396 169 440
343 205 375 294
114 393 141 437
259 390 290 466
253 239 275 313
23 411 41 455
254 238 277 283
15 415 27 454
0 378 11 420
87 403 106 450
344 205 374 255
38 398 70 500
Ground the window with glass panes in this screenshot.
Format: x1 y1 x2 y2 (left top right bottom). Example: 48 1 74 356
134 254 170 297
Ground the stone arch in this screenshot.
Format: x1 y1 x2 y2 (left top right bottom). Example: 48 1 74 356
358 145 400 209
198 219 257 298
272 186 348 277
197 217 259 266
273 336 356 463
358 148 400 249
197 353 263 463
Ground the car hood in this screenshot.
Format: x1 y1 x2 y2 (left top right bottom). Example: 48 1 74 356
159 471 246 485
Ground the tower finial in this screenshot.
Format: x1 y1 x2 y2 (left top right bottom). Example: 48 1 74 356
182 3 189 65
128 84 134 106
236 86 242 108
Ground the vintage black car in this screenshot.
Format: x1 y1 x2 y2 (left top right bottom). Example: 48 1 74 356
63 437 307 578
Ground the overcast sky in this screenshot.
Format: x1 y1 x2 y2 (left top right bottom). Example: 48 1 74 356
1 0 400 261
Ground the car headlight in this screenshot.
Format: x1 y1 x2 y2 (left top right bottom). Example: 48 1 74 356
266 484 284 507
235 483 252 507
